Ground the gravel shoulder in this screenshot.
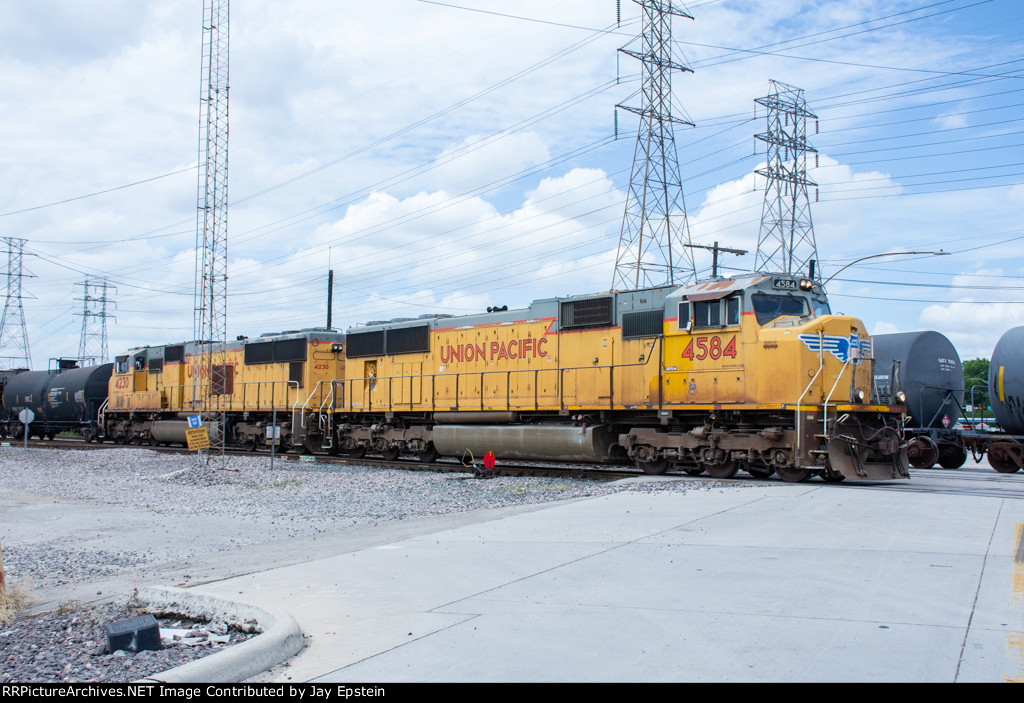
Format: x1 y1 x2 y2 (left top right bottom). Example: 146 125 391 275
0 446 738 681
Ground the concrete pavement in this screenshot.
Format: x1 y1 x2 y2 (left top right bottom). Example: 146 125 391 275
177 463 1024 683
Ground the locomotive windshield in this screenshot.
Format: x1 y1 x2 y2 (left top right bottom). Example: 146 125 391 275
751 292 810 325
811 296 831 317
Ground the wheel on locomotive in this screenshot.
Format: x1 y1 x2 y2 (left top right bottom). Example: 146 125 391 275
774 466 812 483
638 458 669 475
704 460 739 479
417 443 439 463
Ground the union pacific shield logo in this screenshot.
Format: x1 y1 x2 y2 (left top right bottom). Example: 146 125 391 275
798 333 862 362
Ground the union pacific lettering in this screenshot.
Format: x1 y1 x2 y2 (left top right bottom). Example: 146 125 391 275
440 337 549 364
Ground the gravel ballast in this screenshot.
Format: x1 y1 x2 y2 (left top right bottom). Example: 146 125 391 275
0 446 741 681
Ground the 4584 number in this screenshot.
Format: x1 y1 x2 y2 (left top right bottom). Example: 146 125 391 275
682 335 737 361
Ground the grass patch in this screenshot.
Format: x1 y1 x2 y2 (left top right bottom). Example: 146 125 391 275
0 582 35 626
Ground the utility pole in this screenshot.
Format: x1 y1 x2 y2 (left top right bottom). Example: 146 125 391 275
75 278 116 366
754 80 820 280
612 0 696 291
193 0 230 463
0 237 33 370
685 242 747 279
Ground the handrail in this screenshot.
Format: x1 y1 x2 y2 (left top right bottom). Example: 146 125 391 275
97 397 109 430
319 384 335 414
294 380 324 431
156 380 301 413
339 353 663 414
795 331 825 461
822 359 853 432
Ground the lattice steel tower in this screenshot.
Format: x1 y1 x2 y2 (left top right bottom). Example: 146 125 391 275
0 237 32 369
612 0 696 291
193 0 230 456
754 80 820 280
75 278 116 366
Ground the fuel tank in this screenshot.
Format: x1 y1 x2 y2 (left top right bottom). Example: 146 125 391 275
151 420 223 444
432 424 619 463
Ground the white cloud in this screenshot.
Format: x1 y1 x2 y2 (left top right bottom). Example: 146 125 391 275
0 0 1019 367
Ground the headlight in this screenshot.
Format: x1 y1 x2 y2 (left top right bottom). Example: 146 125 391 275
854 388 866 403
894 391 907 404
798 278 813 291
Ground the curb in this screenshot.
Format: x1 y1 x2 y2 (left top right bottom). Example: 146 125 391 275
130 585 304 683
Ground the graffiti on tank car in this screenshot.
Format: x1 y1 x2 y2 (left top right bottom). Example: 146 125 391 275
440 337 549 364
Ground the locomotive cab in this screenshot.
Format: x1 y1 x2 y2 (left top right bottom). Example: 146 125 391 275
641 272 907 480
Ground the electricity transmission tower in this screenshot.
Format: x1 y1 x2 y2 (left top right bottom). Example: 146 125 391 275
754 80 820 280
0 237 33 369
612 0 696 291
193 0 230 460
75 278 116 366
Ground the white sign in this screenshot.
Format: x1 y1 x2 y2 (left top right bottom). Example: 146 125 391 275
266 426 281 445
18 408 34 424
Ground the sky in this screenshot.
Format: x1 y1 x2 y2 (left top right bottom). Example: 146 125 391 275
0 0 1021 368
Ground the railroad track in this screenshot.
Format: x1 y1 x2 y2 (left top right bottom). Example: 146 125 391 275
6 437 649 481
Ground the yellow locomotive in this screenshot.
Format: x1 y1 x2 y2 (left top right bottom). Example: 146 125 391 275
105 328 345 450
310 272 908 482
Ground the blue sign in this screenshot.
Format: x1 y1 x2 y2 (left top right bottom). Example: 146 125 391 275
187 415 202 428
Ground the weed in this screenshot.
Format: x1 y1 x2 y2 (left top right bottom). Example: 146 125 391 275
0 582 36 626
54 599 82 617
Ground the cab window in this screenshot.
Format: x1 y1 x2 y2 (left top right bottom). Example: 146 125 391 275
693 300 720 327
684 295 741 329
751 293 809 325
725 296 740 326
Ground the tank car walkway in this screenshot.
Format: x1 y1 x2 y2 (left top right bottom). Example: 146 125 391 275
189 465 1024 683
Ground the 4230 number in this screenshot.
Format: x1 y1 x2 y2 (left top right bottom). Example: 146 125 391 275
681 335 737 361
